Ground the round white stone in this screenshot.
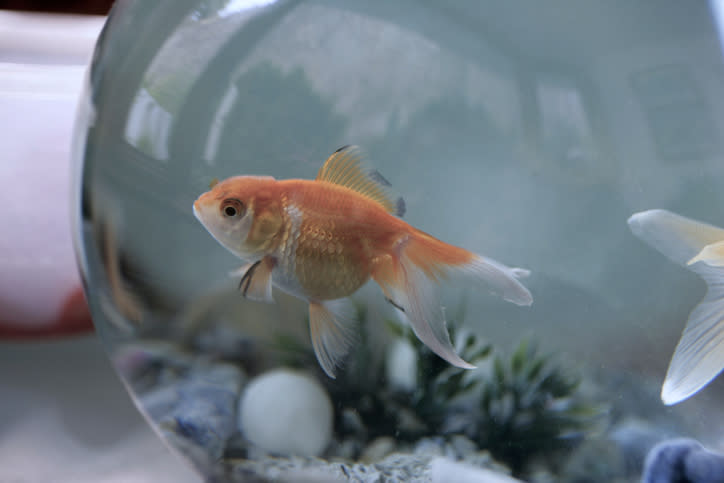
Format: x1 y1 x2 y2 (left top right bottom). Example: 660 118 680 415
386 339 418 392
238 369 333 457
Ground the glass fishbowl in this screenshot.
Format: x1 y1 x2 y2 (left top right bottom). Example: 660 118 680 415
73 1 724 481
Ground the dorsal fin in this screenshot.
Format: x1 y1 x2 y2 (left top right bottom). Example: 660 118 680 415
316 145 405 217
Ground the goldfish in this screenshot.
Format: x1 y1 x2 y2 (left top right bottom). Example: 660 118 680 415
628 209 724 404
193 146 532 377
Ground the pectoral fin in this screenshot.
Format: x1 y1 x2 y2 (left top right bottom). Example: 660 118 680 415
308 299 356 378
230 257 275 303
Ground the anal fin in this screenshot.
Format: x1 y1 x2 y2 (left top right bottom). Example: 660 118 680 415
308 299 356 378
230 257 275 303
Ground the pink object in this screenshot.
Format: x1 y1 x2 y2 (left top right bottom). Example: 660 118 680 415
0 12 103 338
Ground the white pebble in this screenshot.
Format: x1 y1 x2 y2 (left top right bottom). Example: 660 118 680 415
430 457 523 483
239 369 333 457
386 339 418 392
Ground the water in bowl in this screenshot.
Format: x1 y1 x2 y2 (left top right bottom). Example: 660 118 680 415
73 1 724 481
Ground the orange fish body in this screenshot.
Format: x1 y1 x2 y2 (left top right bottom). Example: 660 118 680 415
193 146 532 377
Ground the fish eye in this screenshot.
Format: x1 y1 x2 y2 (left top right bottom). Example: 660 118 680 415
221 198 245 218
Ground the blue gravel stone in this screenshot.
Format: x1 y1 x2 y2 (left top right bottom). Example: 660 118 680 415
164 363 245 459
642 438 724 483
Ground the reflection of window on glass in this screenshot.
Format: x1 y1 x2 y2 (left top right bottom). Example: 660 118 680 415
631 65 716 162
536 76 598 180
123 5 250 162
124 88 172 161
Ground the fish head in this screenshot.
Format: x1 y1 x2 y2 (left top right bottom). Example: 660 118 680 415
193 175 279 259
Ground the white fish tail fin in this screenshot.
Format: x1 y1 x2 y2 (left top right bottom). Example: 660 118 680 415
372 233 532 370
688 241 724 267
308 298 357 379
662 263 724 404
628 209 724 404
627 209 724 266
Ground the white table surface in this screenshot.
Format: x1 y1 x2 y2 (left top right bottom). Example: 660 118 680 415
0 336 200 483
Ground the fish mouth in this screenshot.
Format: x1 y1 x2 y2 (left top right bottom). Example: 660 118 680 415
192 200 202 221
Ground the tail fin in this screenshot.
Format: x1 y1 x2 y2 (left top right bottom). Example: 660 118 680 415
628 209 724 404
372 232 532 369
628 209 724 265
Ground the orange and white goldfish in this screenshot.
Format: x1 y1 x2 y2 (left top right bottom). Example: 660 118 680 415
628 209 724 404
193 146 533 377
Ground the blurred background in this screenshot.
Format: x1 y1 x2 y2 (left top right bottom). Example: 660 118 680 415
1 2 199 481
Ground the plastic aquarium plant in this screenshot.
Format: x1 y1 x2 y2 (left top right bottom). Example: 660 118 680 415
467 338 600 474
311 304 599 475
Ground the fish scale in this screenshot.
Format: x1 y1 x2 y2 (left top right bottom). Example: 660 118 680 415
294 211 370 300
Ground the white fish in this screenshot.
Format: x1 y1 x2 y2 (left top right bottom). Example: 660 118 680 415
628 209 724 405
